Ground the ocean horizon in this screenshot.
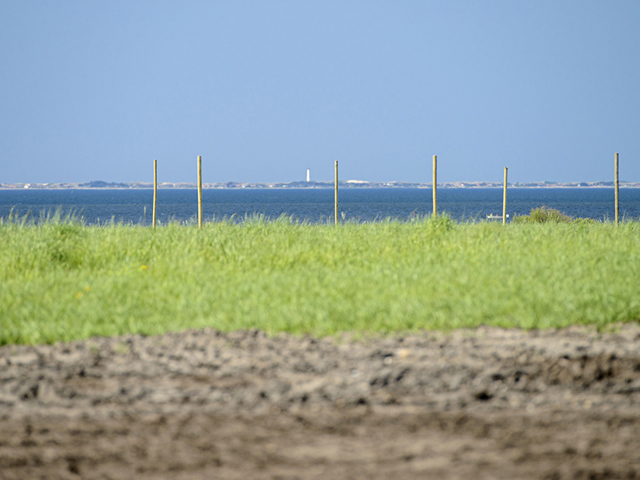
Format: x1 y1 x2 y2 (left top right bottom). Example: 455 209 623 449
1 187 639 225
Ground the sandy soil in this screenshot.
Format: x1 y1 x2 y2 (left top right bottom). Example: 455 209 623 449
1 324 639 479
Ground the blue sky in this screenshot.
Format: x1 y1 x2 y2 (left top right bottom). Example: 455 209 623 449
1 1 639 184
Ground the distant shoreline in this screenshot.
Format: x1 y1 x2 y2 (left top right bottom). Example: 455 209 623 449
1 180 639 190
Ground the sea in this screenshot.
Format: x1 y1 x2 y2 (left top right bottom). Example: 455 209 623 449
1 188 639 225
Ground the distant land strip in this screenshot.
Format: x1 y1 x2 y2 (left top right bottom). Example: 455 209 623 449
1 180 639 190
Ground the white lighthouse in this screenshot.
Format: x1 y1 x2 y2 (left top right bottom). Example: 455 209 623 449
306 168 310 182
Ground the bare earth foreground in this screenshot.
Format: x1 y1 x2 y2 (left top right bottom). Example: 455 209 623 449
1 325 639 480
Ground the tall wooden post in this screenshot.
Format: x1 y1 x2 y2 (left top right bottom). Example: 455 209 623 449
503 167 508 225
334 160 339 225
432 155 437 216
152 159 157 229
197 155 203 229
615 153 619 225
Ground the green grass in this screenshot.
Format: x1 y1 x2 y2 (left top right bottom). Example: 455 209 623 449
1 214 639 345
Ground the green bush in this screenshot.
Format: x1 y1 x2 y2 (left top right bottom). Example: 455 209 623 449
513 206 595 224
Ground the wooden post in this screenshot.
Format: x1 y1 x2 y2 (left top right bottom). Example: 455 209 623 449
503 167 508 225
432 155 437 216
615 153 619 225
197 155 203 229
334 160 339 225
152 159 157 229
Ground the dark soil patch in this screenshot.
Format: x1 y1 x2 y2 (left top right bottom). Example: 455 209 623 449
1 324 639 479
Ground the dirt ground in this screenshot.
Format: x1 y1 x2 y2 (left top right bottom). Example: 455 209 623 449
1 324 639 479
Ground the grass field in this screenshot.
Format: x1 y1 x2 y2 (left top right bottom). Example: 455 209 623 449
1 214 639 345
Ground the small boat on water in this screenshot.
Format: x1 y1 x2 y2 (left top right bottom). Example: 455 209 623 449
486 214 509 221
